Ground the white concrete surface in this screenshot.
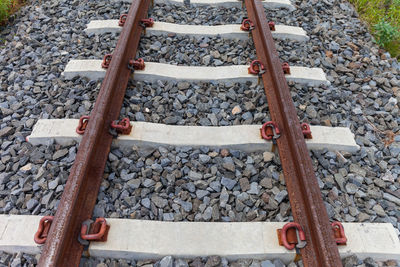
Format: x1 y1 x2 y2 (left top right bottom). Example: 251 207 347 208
0 215 399 263
113 0 295 10
0 215 42 255
27 120 360 153
85 21 309 42
62 61 329 87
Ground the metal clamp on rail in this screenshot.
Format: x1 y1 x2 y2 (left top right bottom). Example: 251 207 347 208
260 121 281 143
76 116 90 135
282 62 290 75
140 18 154 28
128 58 145 73
268 21 276 31
79 218 109 246
277 222 347 250
34 216 54 245
240 18 255 31
140 18 154 34
278 222 307 250
248 60 266 85
101 54 113 69
109 117 133 137
118 14 128 27
301 122 312 139
332 221 347 245
277 222 307 262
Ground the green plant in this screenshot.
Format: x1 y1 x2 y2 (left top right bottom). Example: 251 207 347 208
0 0 12 23
373 19 399 47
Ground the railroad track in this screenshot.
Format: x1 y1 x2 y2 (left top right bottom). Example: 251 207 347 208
0 0 399 266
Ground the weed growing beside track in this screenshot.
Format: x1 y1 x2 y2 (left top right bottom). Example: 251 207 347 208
348 0 399 59
0 0 25 26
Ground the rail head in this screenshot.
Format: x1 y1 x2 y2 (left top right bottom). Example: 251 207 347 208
243 0 343 266
38 0 152 266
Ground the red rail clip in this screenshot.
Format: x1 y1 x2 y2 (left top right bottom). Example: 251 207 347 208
332 221 347 245
118 14 128 27
277 221 347 249
248 60 266 75
279 222 307 250
76 116 90 135
240 18 255 31
301 122 312 139
260 121 281 141
140 18 154 28
80 218 109 242
268 21 276 31
34 216 54 244
101 54 112 69
128 58 145 71
282 62 291 75
111 118 132 135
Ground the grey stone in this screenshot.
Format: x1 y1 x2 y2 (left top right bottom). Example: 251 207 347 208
247 182 259 195
53 149 68 160
177 82 190 90
189 171 203 181
273 259 285 267
175 259 189 267
221 177 237 190
345 183 358 194
199 154 211 164
260 260 274 267
26 198 39 210
163 213 174 221
151 195 168 208
196 189 210 199
274 190 288 203
141 198 151 209
159 256 174 267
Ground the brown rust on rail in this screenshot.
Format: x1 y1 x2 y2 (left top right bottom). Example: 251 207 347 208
38 0 151 266
243 0 342 266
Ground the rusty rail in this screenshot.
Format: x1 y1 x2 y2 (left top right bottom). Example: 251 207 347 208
38 0 151 265
243 0 342 266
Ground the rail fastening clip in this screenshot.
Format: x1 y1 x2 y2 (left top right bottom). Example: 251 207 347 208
110 117 133 135
331 221 347 245
282 62 291 75
34 216 54 245
260 121 281 142
101 54 113 69
301 122 312 139
76 116 90 135
240 18 255 31
128 58 145 72
279 222 307 250
79 218 109 246
268 21 276 31
118 14 128 27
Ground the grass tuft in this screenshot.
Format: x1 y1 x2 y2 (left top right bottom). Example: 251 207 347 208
348 0 400 59
0 0 25 26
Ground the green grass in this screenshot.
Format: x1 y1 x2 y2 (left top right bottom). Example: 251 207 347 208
0 0 12 23
0 0 25 26
348 0 400 59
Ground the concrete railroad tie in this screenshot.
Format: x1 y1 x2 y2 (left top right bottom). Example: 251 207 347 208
27 120 360 153
113 0 295 10
86 21 309 42
62 61 330 87
0 215 399 263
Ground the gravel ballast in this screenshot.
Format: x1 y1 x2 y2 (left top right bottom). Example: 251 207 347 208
0 252 398 267
0 0 399 265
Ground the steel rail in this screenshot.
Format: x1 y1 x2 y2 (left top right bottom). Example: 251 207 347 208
38 0 151 265
243 0 342 266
